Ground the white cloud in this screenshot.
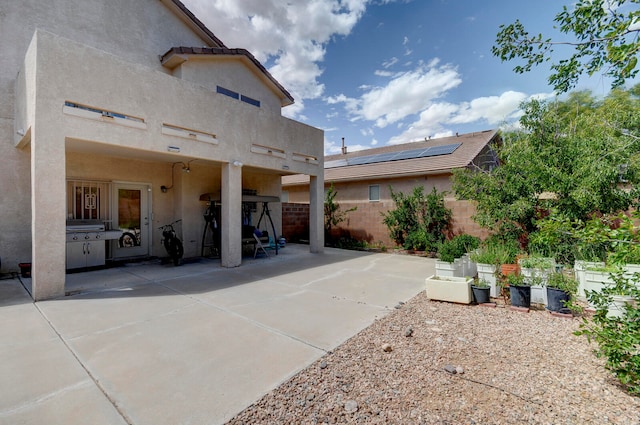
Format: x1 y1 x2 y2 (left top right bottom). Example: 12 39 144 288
359 62 462 127
324 138 369 155
182 0 368 118
382 57 399 68
387 91 555 144
448 91 529 125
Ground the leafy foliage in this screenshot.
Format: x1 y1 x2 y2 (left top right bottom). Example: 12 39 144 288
438 234 481 263
381 186 452 251
493 0 640 93
453 87 640 248
324 183 356 244
575 271 640 396
546 272 579 294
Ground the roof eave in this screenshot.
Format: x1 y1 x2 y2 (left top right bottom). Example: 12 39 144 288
160 0 226 48
160 47 295 107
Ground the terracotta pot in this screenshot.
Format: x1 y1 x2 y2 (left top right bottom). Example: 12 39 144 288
501 263 520 276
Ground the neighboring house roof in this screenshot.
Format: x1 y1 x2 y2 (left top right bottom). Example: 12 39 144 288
160 46 294 107
283 129 499 185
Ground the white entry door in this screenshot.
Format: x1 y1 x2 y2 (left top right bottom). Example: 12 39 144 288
112 183 151 258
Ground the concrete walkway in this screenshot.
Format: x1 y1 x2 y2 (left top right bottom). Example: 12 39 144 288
0 245 434 425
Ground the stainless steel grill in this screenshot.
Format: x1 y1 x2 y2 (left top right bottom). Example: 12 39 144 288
66 220 106 269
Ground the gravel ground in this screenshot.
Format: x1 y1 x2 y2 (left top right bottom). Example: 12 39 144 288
227 292 640 425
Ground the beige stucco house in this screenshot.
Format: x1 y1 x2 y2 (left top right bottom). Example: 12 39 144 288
283 130 500 247
1 0 324 300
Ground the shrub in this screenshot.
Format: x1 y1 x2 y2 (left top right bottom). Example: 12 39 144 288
575 271 640 396
454 234 480 254
438 239 461 263
382 186 452 249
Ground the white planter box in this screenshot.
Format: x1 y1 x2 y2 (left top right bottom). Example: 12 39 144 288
425 275 473 304
462 253 477 278
623 264 640 285
521 267 553 305
583 270 614 307
574 261 605 297
435 258 463 277
607 295 637 318
477 263 499 297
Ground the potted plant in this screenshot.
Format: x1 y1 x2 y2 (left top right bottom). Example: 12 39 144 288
455 234 481 277
507 273 531 308
471 279 491 304
470 245 500 297
425 275 474 304
519 255 555 305
495 241 520 277
435 238 465 277
545 272 578 313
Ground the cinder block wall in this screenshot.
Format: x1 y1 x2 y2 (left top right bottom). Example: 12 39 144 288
282 203 310 242
283 177 491 248
326 199 489 249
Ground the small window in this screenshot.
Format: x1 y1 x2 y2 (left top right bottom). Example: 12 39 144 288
241 95 260 107
216 86 239 99
369 185 380 202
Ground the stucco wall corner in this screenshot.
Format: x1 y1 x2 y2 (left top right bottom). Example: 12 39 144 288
14 31 39 148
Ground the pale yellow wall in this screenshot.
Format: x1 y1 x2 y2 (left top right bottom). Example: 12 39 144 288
0 0 211 272
175 58 283 113
1 0 324 277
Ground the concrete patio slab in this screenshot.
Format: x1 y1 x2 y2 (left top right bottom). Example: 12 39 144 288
0 245 434 425
67 302 322 425
38 283 199 340
229 288 388 350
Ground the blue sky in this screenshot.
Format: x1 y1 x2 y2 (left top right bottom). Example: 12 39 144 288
182 0 624 154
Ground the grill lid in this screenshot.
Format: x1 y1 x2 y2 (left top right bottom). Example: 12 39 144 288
66 220 105 232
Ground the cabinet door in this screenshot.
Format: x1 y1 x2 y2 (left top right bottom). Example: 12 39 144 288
85 241 106 267
66 242 87 270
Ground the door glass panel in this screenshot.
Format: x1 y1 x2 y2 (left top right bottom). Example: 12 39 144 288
118 189 141 248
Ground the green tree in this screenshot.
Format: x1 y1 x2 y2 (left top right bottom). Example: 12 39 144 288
324 183 356 243
493 0 640 93
382 186 452 250
452 87 640 242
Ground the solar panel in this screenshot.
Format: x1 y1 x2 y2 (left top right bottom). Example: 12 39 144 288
323 142 462 169
391 148 428 161
422 143 461 157
325 159 348 168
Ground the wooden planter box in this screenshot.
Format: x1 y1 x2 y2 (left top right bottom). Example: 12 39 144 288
425 275 473 304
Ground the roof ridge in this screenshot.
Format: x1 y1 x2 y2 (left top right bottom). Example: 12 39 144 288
326 129 496 160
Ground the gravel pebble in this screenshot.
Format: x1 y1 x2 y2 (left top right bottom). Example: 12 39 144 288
227 291 640 424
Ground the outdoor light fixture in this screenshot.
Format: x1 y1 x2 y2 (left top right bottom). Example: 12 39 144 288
161 161 194 193
167 145 180 153
16 128 25 136
232 160 243 167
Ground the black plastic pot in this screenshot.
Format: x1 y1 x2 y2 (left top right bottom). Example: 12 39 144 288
471 285 491 304
509 285 531 308
546 287 571 312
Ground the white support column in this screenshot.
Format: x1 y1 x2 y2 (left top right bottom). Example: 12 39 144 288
31 125 66 300
221 162 242 267
309 174 324 253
